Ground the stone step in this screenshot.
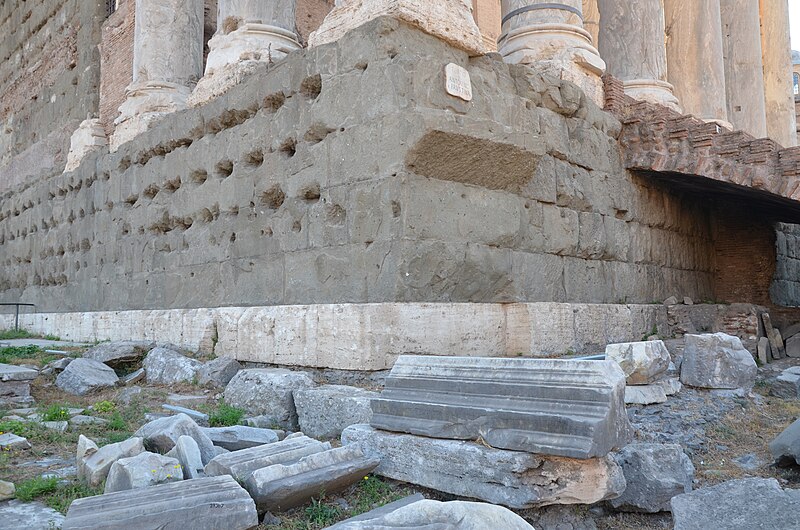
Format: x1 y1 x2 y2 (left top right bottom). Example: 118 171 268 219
245 445 380 512
62 475 258 530
370 356 632 458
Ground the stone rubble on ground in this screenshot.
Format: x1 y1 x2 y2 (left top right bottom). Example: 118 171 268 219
0 432 31 450
165 435 205 479
201 425 279 450
77 435 145 487
605 340 671 385
245 444 380 512
786 334 800 359
197 357 242 387
624 385 668 405
56 358 119 395
342 424 626 509
134 413 216 464
0 362 38 405
670 478 800 530
83 341 154 368
769 417 800 467
770 366 800 398
69 414 110 426
223 368 315 430
679 333 757 390
762 313 786 360
294 384 379 439
143 347 202 385
104 451 183 493
42 420 68 432
0 478 15 501
62 476 258 530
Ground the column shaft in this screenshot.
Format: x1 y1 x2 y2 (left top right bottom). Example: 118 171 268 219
582 0 599 48
663 0 729 126
597 0 679 111
720 0 768 138
759 0 797 146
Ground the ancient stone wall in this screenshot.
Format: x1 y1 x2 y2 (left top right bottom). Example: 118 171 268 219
0 0 104 189
99 0 135 136
0 19 716 313
772 222 800 307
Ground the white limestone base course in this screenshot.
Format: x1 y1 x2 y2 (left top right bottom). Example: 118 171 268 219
0 303 666 371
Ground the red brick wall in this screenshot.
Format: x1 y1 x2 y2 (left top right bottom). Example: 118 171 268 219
99 0 135 137
296 0 335 45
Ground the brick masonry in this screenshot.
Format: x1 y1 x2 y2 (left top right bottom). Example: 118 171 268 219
100 0 135 137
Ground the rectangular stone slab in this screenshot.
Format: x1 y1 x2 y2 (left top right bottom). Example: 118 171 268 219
0 363 38 382
342 424 625 509
204 435 330 481
245 445 380 512
61 475 258 530
370 356 632 458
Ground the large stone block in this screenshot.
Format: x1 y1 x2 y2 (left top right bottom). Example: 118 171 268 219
295 385 378 439
605 340 671 385
62 476 258 530
134 413 216 465
82 341 155 368
143 347 202 385
200 425 279 451
370 356 632 459
769 417 800 466
342 424 626 509
679 333 757 389
56 358 119 396
223 369 315 430
104 452 183 493
245 445 380 512
77 435 145 487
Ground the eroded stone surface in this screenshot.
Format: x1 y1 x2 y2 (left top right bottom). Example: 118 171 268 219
143 347 202 385
104 451 183 493
295 385 378 439
166 435 204 479
56 358 119 395
679 333 757 390
78 436 146 487
201 425 279 451
134 413 216 464
610 443 694 513
197 357 242 387
0 500 65 530
770 418 800 467
223 369 315 430
605 340 671 385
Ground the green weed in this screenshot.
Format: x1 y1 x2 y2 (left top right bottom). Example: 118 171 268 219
14 476 59 501
92 400 116 414
0 345 41 364
206 402 245 427
0 329 34 340
43 481 104 514
40 404 71 422
303 497 342 527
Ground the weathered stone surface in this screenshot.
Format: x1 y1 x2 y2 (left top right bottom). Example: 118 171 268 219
70 414 109 427
329 499 534 529
0 500 65 529
223 369 315 430
624 385 668 405
0 432 31 450
205 434 330 482
166 435 204 479
786 334 800 359
202 425 279 451
0 479 15 501
758 336 771 364
670 478 800 530
120 368 145 385
679 333 757 390
245 445 380 512
327 494 425 528
655 377 682 396
769 418 800 466
56 358 119 395
134 413 216 464
104 451 183 493
295 385 378 439
0 363 38 381
78 436 145 487
197 357 241 387
771 370 800 399
143 347 202 385
63 476 258 530
762 313 786 359
371 356 632 459
609 443 694 513
162 404 209 425
342 424 626 508
605 341 671 385
83 341 154 368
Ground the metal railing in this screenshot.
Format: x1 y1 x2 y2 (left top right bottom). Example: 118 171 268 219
0 303 36 331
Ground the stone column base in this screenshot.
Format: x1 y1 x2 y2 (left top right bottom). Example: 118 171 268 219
64 118 108 172
499 23 605 106
189 23 301 107
308 0 486 56
110 83 192 151
623 79 682 113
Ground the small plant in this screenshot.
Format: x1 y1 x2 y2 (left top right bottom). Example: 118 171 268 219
40 404 71 422
14 476 59 501
303 497 342 526
43 481 104 514
0 345 41 364
107 411 127 431
207 403 245 427
93 400 116 414
351 476 405 515
0 328 34 340
42 334 62 341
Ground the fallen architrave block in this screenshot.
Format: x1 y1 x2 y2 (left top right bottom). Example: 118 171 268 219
370 356 632 458
204 434 329 482
245 445 380 512
342 425 625 509
61 475 258 530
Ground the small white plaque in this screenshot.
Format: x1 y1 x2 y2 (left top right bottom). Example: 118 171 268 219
444 63 472 102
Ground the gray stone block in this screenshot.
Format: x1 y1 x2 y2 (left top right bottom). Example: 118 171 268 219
609 443 694 513
197 357 241 387
104 452 183 493
0 500 64 530
370 356 632 459
56 358 119 396
201 425 279 451
77 435 145 487
771 372 800 399
786 334 800 359
0 363 38 381
205 434 330 482
62 476 258 530
134 413 216 465
624 385 668 405
245 445 380 512
223 369 315 430
605 340 671 385
679 333 757 390
770 418 800 466
83 341 155 368
342 424 626 509
0 433 30 450
166 435 204 479
295 385 378 439
670 478 800 530
327 494 425 527
143 347 202 385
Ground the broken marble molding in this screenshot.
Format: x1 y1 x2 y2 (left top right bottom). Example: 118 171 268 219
370 355 632 459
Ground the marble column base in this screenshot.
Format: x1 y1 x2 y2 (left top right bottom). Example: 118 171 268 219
110 83 191 151
623 79 682 113
64 119 108 172
189 23 301 107
499 23 605 106
309 0 486 56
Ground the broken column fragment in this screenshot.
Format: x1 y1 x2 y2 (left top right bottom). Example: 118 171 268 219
62 476 258 530
370 356 632 459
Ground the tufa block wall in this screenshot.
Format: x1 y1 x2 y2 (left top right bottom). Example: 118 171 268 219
0 19 718 312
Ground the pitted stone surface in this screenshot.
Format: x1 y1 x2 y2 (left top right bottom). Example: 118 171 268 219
370 356 632 458
679 333 757 390
342 424 626 508
56 358 119 395
201 425 279 451
62 476 258 530
295 384 378 439
134 413 216 465
223 369 315 430
605 340 671 385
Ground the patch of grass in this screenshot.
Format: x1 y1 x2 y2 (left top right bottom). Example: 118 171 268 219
0 419 73 445
104 431 134 445
43 481 104 514
14 476 59 501
42 334 62 342
40 404 71 422
92 400 116 414
303 497 343 527
0 345 41 364
351 475 407 515
206 402 245 427
0 328 34 340
107 411 127 431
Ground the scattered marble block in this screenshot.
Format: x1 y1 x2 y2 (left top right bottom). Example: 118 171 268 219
223 369 315 430
70 415 109 427
679 333 757 390
771 369 800 399
77 435 145 487
134 413 216 464
0 432 31 450
295 385 378 439
0 500 65 529
655 377 682 396
770 418 800 466
670 478 800 530
56 358 119 395
0 479 15 501
104 452 183 493
0 363 38 382
166 435 205 479
342 425 625 509
327 494 425 527
786 335 800 359
370 356 632 459
328 499 534 529
245 445 380 512
624 385 668 405
201 425 279 451
605 341 671 385
205 434 330 482
143 348 202 385
0 363 38 405
757 337 771 364
83 341 154 368
162 404 209 425
197 357 241 387
62 476 258 530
